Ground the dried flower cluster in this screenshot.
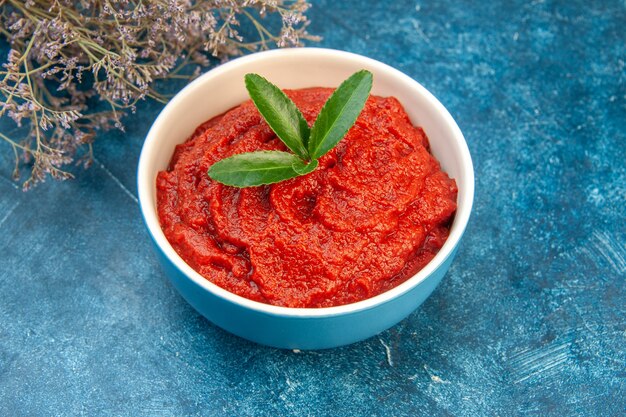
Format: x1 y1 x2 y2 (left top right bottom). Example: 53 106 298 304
0 0 317 189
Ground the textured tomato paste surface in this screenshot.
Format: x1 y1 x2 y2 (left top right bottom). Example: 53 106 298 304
157 88 457 308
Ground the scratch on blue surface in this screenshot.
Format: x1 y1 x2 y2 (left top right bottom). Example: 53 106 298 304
0 201 19 230
509 337 575 384
566 230 626 279
423 364 448 384
379 338 394 367
93 157 138 204
407 18 432 46
585 230 626 275
0 175 19 190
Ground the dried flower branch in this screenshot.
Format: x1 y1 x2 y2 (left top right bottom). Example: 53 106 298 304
0 0 318 189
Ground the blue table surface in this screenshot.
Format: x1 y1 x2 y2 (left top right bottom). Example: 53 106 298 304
1 1 624 415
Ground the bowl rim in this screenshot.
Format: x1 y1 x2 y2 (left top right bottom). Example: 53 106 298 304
138 47 474 318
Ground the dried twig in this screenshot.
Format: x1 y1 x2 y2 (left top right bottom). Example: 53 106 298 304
0 0 319 189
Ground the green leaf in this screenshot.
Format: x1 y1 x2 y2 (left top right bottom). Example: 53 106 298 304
292 158 318 175
207 151 316 187
208 70 374 188
245 73 310 160
308 70 373 160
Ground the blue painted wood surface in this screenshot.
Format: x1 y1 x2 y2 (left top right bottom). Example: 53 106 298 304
0 1 624 415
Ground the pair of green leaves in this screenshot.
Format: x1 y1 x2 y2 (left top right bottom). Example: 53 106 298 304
207 70 373 187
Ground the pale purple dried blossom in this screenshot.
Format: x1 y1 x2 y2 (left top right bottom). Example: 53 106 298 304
0 0 318 189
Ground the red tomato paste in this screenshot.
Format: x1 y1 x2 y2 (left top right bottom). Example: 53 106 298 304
157 88 457 308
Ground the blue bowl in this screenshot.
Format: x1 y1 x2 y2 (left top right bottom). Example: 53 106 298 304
138 48 474 349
